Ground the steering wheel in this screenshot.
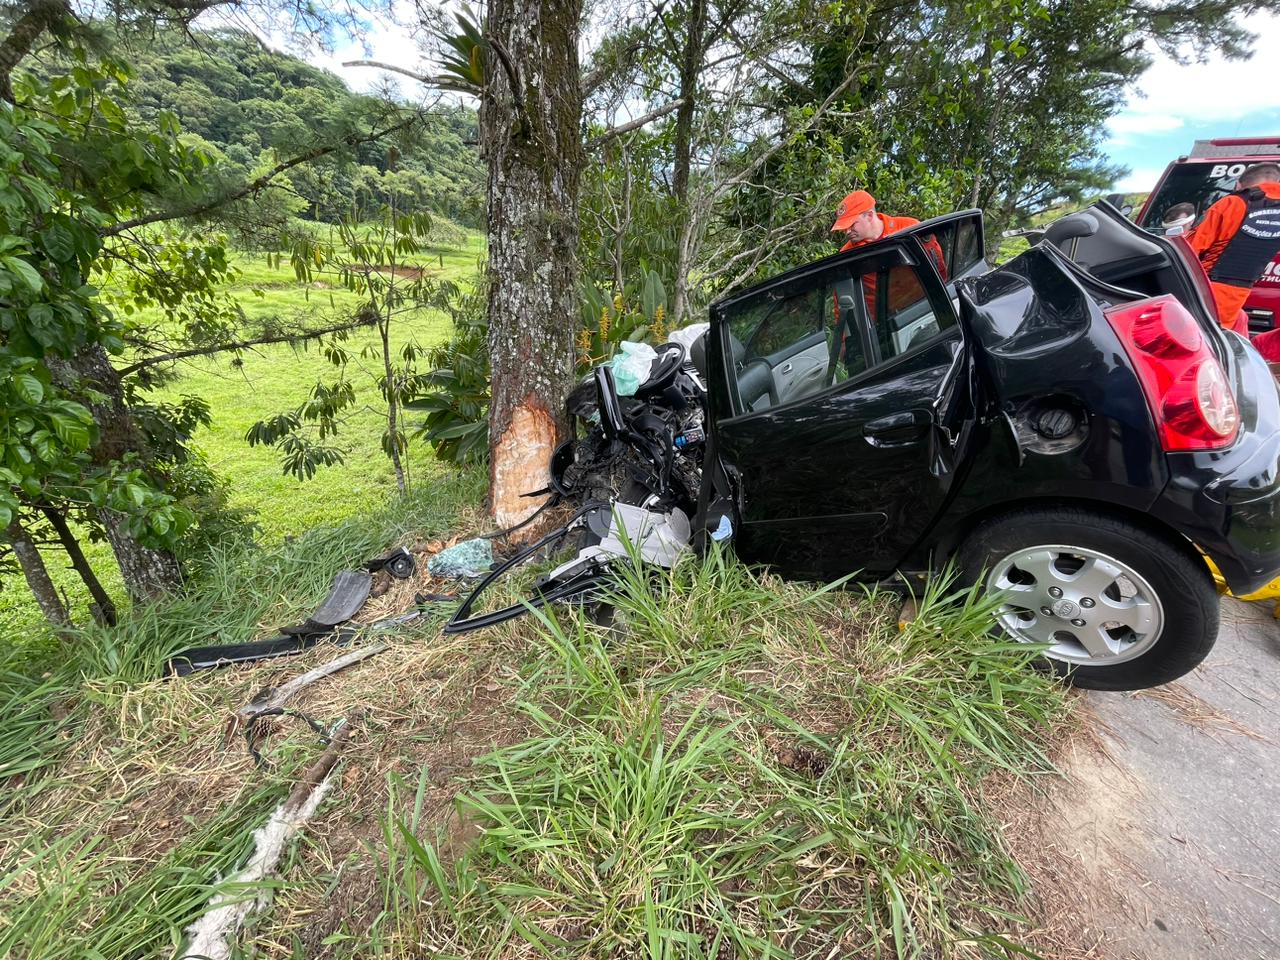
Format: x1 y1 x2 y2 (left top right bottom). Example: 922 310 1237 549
634 342 686 398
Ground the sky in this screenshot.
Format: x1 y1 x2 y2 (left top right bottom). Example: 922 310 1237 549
282 4 1280 196
1102 12 1280 192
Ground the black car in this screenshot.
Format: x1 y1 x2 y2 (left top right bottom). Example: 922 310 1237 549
701 202 1280 689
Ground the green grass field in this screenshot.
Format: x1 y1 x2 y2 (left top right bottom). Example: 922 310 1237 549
0 228 484 641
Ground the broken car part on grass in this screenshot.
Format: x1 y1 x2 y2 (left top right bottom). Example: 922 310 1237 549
164 568 448 675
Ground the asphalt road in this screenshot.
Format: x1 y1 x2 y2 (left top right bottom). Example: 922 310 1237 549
1073 597 1280 959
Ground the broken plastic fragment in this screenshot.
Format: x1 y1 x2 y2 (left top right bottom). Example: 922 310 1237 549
427 538 494 578
710 515 733 542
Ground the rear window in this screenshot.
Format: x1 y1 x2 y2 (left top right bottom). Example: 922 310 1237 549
1140 161 1268 231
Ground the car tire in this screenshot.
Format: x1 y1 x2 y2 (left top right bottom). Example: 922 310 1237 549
956 506 1219 690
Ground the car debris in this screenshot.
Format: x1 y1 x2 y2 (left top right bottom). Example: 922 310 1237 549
165 563 443 675
444 350 708 635
364 545 416 579
426 537 494 578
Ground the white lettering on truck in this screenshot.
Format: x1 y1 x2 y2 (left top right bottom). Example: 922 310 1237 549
1209 163 1249 179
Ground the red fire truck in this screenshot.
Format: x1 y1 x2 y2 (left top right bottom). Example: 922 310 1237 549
1135 136 1280 333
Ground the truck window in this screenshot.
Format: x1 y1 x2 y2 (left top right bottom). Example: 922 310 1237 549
1140 162 1257 232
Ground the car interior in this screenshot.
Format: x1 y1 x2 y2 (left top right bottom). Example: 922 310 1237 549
1044 202 1216 329
725 216 987 415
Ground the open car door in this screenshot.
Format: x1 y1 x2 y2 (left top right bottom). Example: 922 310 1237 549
705 212 984 580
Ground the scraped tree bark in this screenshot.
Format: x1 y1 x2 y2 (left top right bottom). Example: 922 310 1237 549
481 0 585 525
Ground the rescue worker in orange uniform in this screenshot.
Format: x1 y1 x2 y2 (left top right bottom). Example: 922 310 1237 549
1185 162 1280 333
831 190 946 317
832 190 921 252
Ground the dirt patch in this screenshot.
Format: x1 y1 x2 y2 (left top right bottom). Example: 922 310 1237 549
991 704 1208 960
341 263 435 281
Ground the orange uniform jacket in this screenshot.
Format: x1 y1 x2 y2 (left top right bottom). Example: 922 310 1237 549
840 213 922 253
1186 182 1280 331
839 212 947 315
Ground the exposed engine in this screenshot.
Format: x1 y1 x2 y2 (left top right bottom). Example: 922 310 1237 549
444 335 714 633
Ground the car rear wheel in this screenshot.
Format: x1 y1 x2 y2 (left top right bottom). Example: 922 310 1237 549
957 506 1219 690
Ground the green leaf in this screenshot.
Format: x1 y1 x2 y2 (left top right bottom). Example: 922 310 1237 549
49 411 90 450
40 224 75 262
13 372 44 405
3 256 43 293
428 420 484 440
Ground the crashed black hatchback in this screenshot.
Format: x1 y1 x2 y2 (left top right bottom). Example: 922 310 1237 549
452 203 1280 691
699 203 1280 689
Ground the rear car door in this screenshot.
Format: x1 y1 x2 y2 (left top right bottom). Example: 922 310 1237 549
706 217 981 580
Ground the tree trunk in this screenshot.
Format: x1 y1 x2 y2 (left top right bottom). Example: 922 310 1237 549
68 343 183 601
7 518 72 631
380 315 408 496
670 0 707 326
0 0 68 104
671 0 706 207
482 0 584 526
39 505 119 627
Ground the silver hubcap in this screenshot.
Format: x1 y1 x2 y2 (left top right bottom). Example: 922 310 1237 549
985 544 1163 665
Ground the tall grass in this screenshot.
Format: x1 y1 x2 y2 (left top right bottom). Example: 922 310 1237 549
0 468 483 818
1 779 285 960
378 547 1068 959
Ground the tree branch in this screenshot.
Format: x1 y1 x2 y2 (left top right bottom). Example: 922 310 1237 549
117 316 377 377
0 0 69 103
341 59 433 84
588 99 684 148
712 68 864 203
103 114 420 237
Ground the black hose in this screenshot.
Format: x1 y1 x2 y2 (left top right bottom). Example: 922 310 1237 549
444 500 612 634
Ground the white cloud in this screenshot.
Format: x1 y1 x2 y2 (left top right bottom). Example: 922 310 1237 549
201 1 432 94
1113 167 1167 193
1111 12 1280 132
1107 113 1184 137
308 3 428 94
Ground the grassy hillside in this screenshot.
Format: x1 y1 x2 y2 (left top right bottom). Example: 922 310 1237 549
0 230 485 642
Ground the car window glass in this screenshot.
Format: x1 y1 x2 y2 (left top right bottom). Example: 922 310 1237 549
1139 161 1256 232
861 263 954 360
909 217 983 280
726 267 870 412
723 253 954 415
951 218 984 274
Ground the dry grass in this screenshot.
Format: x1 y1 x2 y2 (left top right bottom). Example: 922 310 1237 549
1131 681 1270 743
2 516 1111 960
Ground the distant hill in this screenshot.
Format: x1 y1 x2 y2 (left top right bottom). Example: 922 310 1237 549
123 28 483 228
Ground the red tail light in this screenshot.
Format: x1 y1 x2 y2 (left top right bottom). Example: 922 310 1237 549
1104 295 1240 451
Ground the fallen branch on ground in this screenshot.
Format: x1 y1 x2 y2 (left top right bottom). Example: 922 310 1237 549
182 718 354 960
225 643 388 746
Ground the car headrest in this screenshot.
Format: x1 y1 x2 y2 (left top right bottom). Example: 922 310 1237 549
688 331 708 378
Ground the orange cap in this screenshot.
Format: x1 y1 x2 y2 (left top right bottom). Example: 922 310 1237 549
831 190 876 231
